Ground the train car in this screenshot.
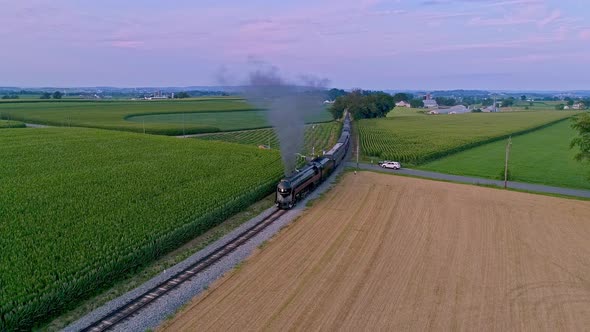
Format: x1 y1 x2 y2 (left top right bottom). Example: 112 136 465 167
276 163 322 209
276 112 352 209
326 131 350 167
325 143 346 167
313 156 335 181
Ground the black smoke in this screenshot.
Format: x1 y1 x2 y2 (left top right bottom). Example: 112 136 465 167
242 66 329 176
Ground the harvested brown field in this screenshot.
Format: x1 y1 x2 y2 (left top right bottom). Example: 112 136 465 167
163 172 590 331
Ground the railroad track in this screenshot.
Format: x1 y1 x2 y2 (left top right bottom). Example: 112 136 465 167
80 208 286 332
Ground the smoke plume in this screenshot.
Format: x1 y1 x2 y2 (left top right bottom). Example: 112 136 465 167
242 66 329 176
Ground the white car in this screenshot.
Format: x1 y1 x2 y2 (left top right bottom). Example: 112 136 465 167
381 161 401 170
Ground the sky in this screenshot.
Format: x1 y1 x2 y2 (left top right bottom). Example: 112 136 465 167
1 0 589 90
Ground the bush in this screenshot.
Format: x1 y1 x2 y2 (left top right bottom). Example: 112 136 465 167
498 167 513 181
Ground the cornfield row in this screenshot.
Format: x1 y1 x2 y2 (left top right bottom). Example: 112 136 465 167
197 122 342 157
0 128 284 331
358 111 577 165
0 120 26 128
0 99 333 136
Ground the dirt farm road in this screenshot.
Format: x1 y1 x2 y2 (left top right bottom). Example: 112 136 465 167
349 162 590 199
162 172 590 331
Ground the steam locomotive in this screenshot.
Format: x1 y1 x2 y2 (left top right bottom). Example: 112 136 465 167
276 113 351 209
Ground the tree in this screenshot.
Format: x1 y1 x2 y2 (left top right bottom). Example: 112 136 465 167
409 98 423 108
482 98 493 107
175 91 190 99
327 88 347 101
435 97 457 107
52 91 63 99
392 93 410 103
571 113 590 163
40 92 51 99
462 96 478 106
521 95 527 101
501 97 515 107
330 89 394 120
329 95 348 119
555 104 565 110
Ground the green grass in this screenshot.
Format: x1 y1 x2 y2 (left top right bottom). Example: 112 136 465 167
0 120 26 128
197 122 341 157
386 107 424 117
358 111 578 165
418 120 590 189
0 128 284 331
127 109 332 132
499 101 563 112
0 98 250 135
0 98 331 136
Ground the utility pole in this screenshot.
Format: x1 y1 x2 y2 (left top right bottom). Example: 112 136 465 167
504 136 512 189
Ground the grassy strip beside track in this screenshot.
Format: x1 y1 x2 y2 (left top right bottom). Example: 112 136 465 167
0 128 283 331
197 122 341 156
0 120 26 128
358 111 578 165
418 119 590 189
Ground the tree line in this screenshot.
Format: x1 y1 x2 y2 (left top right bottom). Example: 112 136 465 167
329 89 395 120
39 91 64 99
571 113 590 176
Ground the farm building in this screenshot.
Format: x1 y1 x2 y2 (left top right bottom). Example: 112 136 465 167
482 105 498 112
423 93 438 109
423 100 438 108
395 101 411 108
439 105 468 114
573 103 585 110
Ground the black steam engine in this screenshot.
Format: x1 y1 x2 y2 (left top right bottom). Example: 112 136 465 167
276 113 351 209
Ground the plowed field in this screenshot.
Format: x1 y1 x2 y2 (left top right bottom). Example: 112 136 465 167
163 172 590 331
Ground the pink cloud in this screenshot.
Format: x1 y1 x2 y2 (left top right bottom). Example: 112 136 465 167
538 9 561 27
497 52 590 63
468 15 534 26
110 40 145 49
419 33 565 53
580 29 590 40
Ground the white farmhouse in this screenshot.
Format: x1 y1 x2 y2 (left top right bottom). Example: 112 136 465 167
395 101 411 108
573 103 585 110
